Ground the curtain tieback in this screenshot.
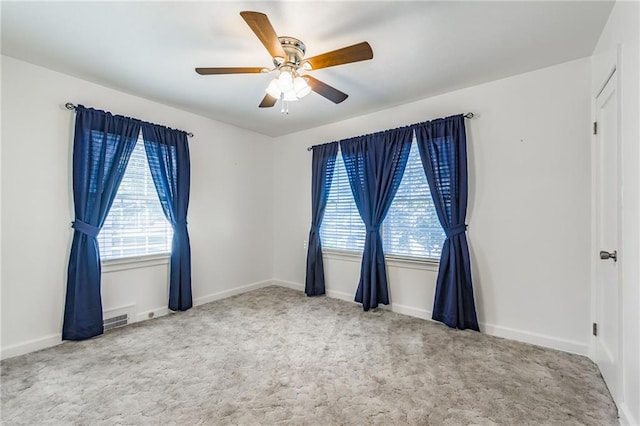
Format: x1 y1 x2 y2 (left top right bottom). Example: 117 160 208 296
445 224 467 238
310 225 320 233
366 226 380 233
175 220 188 230
72 220 100 238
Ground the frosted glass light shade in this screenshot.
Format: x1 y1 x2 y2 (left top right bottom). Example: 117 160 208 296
283 89 298 101
265 79 281 98
293 77 311 98
278 71 293 91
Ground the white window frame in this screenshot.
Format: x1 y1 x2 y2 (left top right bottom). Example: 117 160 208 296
322 248 440 271
102 253 170 273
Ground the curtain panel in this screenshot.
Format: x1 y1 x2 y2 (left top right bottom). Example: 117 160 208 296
414 114 479 331
63 105 141 340
305 142 339 296
141 124 193 311
340 128 413 310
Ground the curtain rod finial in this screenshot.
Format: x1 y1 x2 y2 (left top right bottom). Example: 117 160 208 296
65 102 77 110
464 112 474 119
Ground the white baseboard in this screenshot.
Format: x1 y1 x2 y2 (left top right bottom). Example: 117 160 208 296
273 280 589 356
619 402 637 426
135 307 171 323
326 289 430 320
194 279 275 306
390 302 430 320
271 280 358 306
479 322 589 356
1 279 277 360
272 279 304 292
1 333 61 360
326 288 357 303
2 280 590 361
135 280 277 322
279 282 425 318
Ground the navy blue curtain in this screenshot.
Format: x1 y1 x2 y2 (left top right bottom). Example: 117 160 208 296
340 128 413 310
141 124 192 311
414 114 479 331
63 105 141 340
305 142 339 296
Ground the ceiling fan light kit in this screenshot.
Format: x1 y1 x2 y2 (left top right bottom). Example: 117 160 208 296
293 76 311 97
195 11 373 114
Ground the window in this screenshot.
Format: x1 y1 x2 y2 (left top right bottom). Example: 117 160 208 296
98 135 173 261
320 153 366 252
320 140 445 260
382 142 445 259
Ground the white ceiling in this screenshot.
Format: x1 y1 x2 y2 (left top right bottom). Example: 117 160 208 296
1 1 614 137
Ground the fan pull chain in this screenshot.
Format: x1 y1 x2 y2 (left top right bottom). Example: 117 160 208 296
279 93 290 115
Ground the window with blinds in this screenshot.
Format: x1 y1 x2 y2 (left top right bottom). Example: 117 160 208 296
320 140 445 260
382 141 445 259
98 136 173 261
320 152 366 252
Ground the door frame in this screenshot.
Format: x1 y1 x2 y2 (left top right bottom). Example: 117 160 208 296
589 48 622 405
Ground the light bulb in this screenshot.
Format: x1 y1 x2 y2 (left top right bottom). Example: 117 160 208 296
283 89 298 101
293 76 311 98
265 78 281 98
278 71 293 92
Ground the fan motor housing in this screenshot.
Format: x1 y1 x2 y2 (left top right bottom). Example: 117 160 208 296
276 36 305 67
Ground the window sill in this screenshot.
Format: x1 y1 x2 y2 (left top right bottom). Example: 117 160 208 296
102 253 170 273
322 249 440 272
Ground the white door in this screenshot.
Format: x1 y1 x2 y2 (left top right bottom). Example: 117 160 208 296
594 70 620 401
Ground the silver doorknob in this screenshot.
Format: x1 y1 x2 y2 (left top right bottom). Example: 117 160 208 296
600 250 617 262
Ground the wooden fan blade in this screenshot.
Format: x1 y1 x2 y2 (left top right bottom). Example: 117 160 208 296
240 11 286 59
195 67 264 75
304 76 348 104
259 93 278 108
305 42 373 70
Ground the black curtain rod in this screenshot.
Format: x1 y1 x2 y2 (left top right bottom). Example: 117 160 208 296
306 112 474 152
65 103 194 138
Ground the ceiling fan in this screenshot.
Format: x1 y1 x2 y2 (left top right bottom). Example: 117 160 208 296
195 11 373 111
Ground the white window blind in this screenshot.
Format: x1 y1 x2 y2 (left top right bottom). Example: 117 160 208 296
383 141 445 259
320 140 445 260
98 136 173 261
320 151 366 252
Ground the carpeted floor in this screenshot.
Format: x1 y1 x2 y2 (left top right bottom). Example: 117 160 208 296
1 286 617 425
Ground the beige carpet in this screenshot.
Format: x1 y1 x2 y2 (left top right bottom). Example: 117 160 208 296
1 286 617 425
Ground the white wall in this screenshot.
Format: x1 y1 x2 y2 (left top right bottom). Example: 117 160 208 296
0 56 274 358
273 58 593 356
592 2 640 424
